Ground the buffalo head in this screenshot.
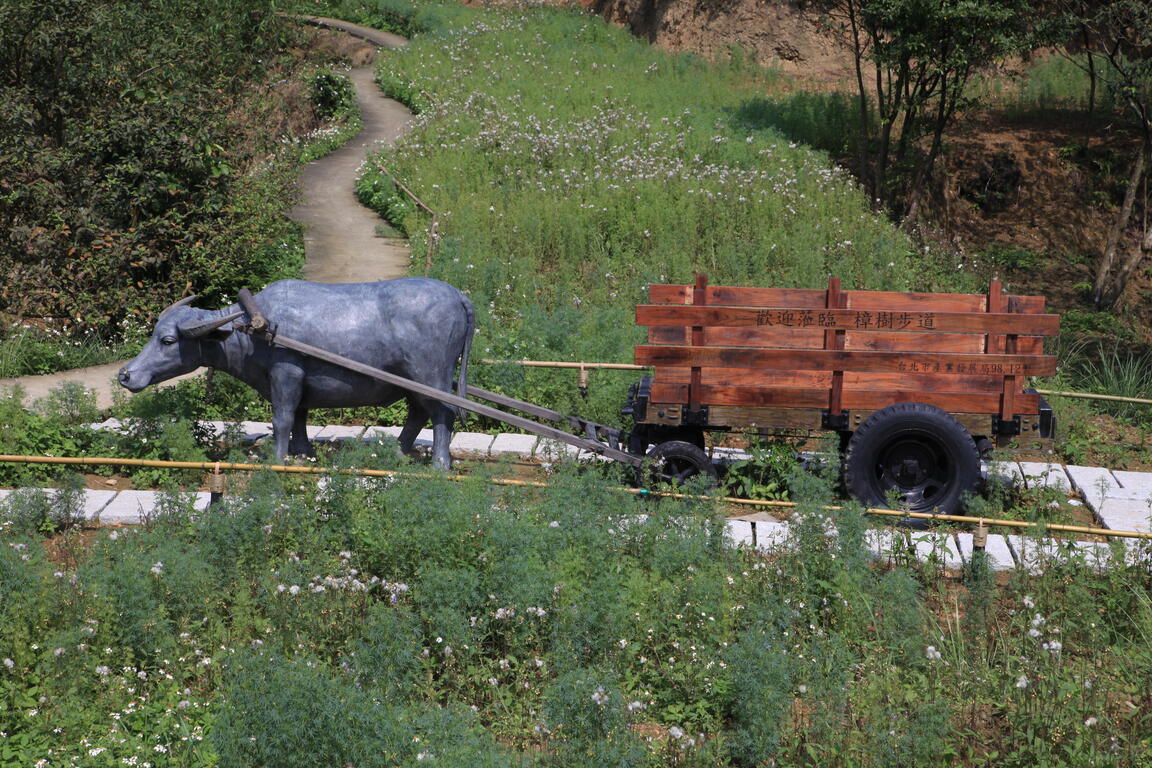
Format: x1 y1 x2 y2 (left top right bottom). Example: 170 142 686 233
118 296 243 392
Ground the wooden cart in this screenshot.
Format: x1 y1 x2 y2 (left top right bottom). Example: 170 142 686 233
625 275 1059 513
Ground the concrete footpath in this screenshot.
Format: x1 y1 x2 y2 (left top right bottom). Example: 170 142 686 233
6 419 1149 573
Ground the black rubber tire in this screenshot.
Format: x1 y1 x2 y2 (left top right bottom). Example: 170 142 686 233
842 402 981 515
643 440 718 488
629 425 706 456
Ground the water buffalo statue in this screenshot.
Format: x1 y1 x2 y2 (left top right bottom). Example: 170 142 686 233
118 277 475 468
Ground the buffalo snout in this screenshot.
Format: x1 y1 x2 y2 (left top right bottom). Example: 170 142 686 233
117 367 146 392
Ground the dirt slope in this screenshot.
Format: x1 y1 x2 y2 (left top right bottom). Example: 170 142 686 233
589 0 852 83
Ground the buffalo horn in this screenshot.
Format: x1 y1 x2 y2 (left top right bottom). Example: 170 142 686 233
158 294 199 319
178 311 245 338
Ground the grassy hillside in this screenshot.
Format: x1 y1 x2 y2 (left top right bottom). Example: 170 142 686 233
353 1 946 423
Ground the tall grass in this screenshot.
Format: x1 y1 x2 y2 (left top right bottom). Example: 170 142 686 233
353 3 934 422
971 51 1150 117
1069 343 1152 424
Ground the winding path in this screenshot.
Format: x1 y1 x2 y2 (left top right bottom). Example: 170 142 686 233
292 17 413 283
0 17 413 408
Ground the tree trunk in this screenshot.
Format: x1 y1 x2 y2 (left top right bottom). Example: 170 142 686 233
903 73 959 226
1093 147 1146 306
1082 24 1096 150
846 0 874 199
1106 152 1152 309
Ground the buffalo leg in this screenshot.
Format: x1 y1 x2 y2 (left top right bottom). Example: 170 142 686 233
398 400 429 455
429 401 455 470
269 363 305 459
290 406 312 456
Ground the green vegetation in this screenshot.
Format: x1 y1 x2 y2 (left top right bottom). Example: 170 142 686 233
0 0 366 375
352 2 927 424
4 453 1152 766
2 5 1152 764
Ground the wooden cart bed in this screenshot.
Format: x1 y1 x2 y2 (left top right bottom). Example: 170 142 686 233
633 275 1059 439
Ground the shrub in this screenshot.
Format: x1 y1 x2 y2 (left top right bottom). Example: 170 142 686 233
211 650 411 768
309 68 357 119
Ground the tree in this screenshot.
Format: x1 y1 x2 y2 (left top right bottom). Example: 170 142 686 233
813 0 1032 222
1052 1 1152 309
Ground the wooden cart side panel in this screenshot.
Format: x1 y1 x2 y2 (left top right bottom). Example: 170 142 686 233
635 345 1058 377
648 326 1047 354
639 280 1056 427
649 385 1042 415
648 284 1047 314
653 367 1012 393
636 305 1059 335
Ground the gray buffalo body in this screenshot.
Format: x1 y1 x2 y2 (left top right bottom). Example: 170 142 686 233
118 278 475 467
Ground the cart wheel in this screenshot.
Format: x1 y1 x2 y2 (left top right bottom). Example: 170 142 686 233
842 403 981 515
643 440 718 488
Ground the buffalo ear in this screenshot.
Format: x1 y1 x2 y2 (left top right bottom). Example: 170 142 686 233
177 311 244 339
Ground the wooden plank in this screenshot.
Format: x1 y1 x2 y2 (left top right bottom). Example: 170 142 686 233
636 345 1057 376
636 305 1059 335
707 406 824 430
656 367 1018 392
649 326 1045 354
843 332 1044 355
655 367 832 387
698 384 829 408
826 278 846 416
689 274 707 410
650 382 689 402
649 284 1048 314
660 383 1041 415
648 284 828 307
848 290 1045 313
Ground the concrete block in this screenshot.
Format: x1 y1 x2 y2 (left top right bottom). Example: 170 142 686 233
534 439 581 461
711 447 752 463
1018 462 1072 492
239 421 273 442
1005 535 1114 571
312 425 366 442
200 421 231 438
724 517 790 551
358 425 433 450
1065 465 1121 504
362 426 403 442
977 534 1018 571
1090 497 1152 533
986 460 1023 487
411 429 434 449
450 432 494 455
79 489 117 521
98 491 158 524
1109 470 1152 503
489 433 538 457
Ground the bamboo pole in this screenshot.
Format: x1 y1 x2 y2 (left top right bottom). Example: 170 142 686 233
1 454 1149 542
1034 389 1152 406
478 359 646 370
